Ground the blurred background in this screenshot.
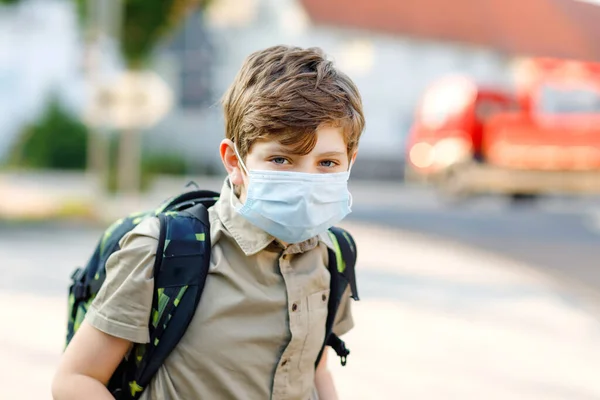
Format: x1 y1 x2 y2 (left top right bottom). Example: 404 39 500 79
3 0 600 398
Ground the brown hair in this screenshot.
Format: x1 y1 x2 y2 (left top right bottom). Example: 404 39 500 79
222 45 365 161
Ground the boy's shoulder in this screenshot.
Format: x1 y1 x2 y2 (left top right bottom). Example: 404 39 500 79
118 215 161 249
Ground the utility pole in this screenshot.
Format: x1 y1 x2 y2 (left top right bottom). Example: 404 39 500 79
84 0 175 200
84 0 122 196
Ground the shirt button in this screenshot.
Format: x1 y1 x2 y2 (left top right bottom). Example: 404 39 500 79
291 303 298 312
322 293 328 302
281 359 289 367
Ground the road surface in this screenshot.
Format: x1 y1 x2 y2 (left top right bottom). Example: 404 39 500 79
2 221 600 400
347 182 600 303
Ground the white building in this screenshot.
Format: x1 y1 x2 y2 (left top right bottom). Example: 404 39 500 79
151 0 512 178
0 0 512 179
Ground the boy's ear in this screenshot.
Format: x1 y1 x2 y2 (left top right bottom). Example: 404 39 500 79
219 139 244 185
350 148 359 167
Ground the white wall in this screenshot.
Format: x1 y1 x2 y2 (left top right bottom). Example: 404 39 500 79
0 0 513 178
152 0 513 171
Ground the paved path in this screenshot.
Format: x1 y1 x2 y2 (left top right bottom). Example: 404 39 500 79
1 222 600 399
5 172 600 301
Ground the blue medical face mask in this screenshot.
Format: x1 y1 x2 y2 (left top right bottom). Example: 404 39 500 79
230 144 353 244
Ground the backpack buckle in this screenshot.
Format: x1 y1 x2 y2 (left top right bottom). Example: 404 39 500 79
71 267 85 282
71 267 89 301
327 334 351 366
337 342 350 366
73 282 88 301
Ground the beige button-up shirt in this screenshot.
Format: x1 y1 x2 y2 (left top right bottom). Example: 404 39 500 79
86 180 354 400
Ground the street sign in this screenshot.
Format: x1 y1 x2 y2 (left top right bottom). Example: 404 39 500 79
85 70 174 130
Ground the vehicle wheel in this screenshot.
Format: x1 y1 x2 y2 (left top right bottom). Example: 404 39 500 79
508 193 539 204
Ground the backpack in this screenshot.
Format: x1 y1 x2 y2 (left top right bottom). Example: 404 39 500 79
66 188 359 399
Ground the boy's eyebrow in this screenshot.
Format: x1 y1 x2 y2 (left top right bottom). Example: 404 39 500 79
315 151 347 157
265 144 346 157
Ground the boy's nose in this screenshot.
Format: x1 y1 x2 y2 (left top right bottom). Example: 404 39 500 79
295 166 320 174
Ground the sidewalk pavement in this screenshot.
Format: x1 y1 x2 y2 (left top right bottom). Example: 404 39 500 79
2 222 600 399
0 172 422 222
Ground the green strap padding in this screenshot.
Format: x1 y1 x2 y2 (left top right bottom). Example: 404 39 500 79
327 230 346 273
73 298 93 332
173 286 188 307
129 381 144 397
67 293 75 323
152 288 170 328
134 345 146 366
151 281 188 327
341 230 355 253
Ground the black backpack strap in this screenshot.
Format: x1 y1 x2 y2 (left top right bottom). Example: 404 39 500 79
155 190 220 215
315 227 359 368
328 226 359 300
120 204 211 399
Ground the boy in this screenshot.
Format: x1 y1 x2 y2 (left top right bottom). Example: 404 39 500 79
52 45 365 400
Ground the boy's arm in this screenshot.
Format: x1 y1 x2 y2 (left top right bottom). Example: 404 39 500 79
315 286 355 399
314 350 339 400
52 322 131 399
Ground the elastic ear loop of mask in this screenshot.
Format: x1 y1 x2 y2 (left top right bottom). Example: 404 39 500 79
347 161 354 208
233 143 249 176
229 143 249 209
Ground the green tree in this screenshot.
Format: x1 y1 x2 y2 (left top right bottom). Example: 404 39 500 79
74 0 210 69
9 95 88 170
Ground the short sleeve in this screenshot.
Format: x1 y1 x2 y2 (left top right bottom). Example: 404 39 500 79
85 217 161 344
332 286 354 337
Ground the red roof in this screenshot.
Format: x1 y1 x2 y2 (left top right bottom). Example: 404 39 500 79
300 0 600 62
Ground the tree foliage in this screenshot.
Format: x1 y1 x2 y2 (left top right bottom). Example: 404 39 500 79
9 94 88 170
74 0 210 68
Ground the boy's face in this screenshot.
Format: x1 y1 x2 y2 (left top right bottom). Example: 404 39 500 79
221 126 356 202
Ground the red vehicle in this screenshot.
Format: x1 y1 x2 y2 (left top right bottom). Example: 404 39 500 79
405 58 600 200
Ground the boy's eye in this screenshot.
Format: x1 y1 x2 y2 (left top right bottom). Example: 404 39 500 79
319 160 337 168
271 157 289 165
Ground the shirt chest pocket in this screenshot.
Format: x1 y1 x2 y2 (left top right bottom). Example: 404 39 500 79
300 289 330 368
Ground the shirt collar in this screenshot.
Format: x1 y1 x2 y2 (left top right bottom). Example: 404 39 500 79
216 179 274 256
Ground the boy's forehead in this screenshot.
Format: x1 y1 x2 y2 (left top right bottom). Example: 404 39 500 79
255 127 347 155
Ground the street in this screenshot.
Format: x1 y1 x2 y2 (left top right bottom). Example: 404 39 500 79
7 175 600 302
348 182 600 304
2 181 600 399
